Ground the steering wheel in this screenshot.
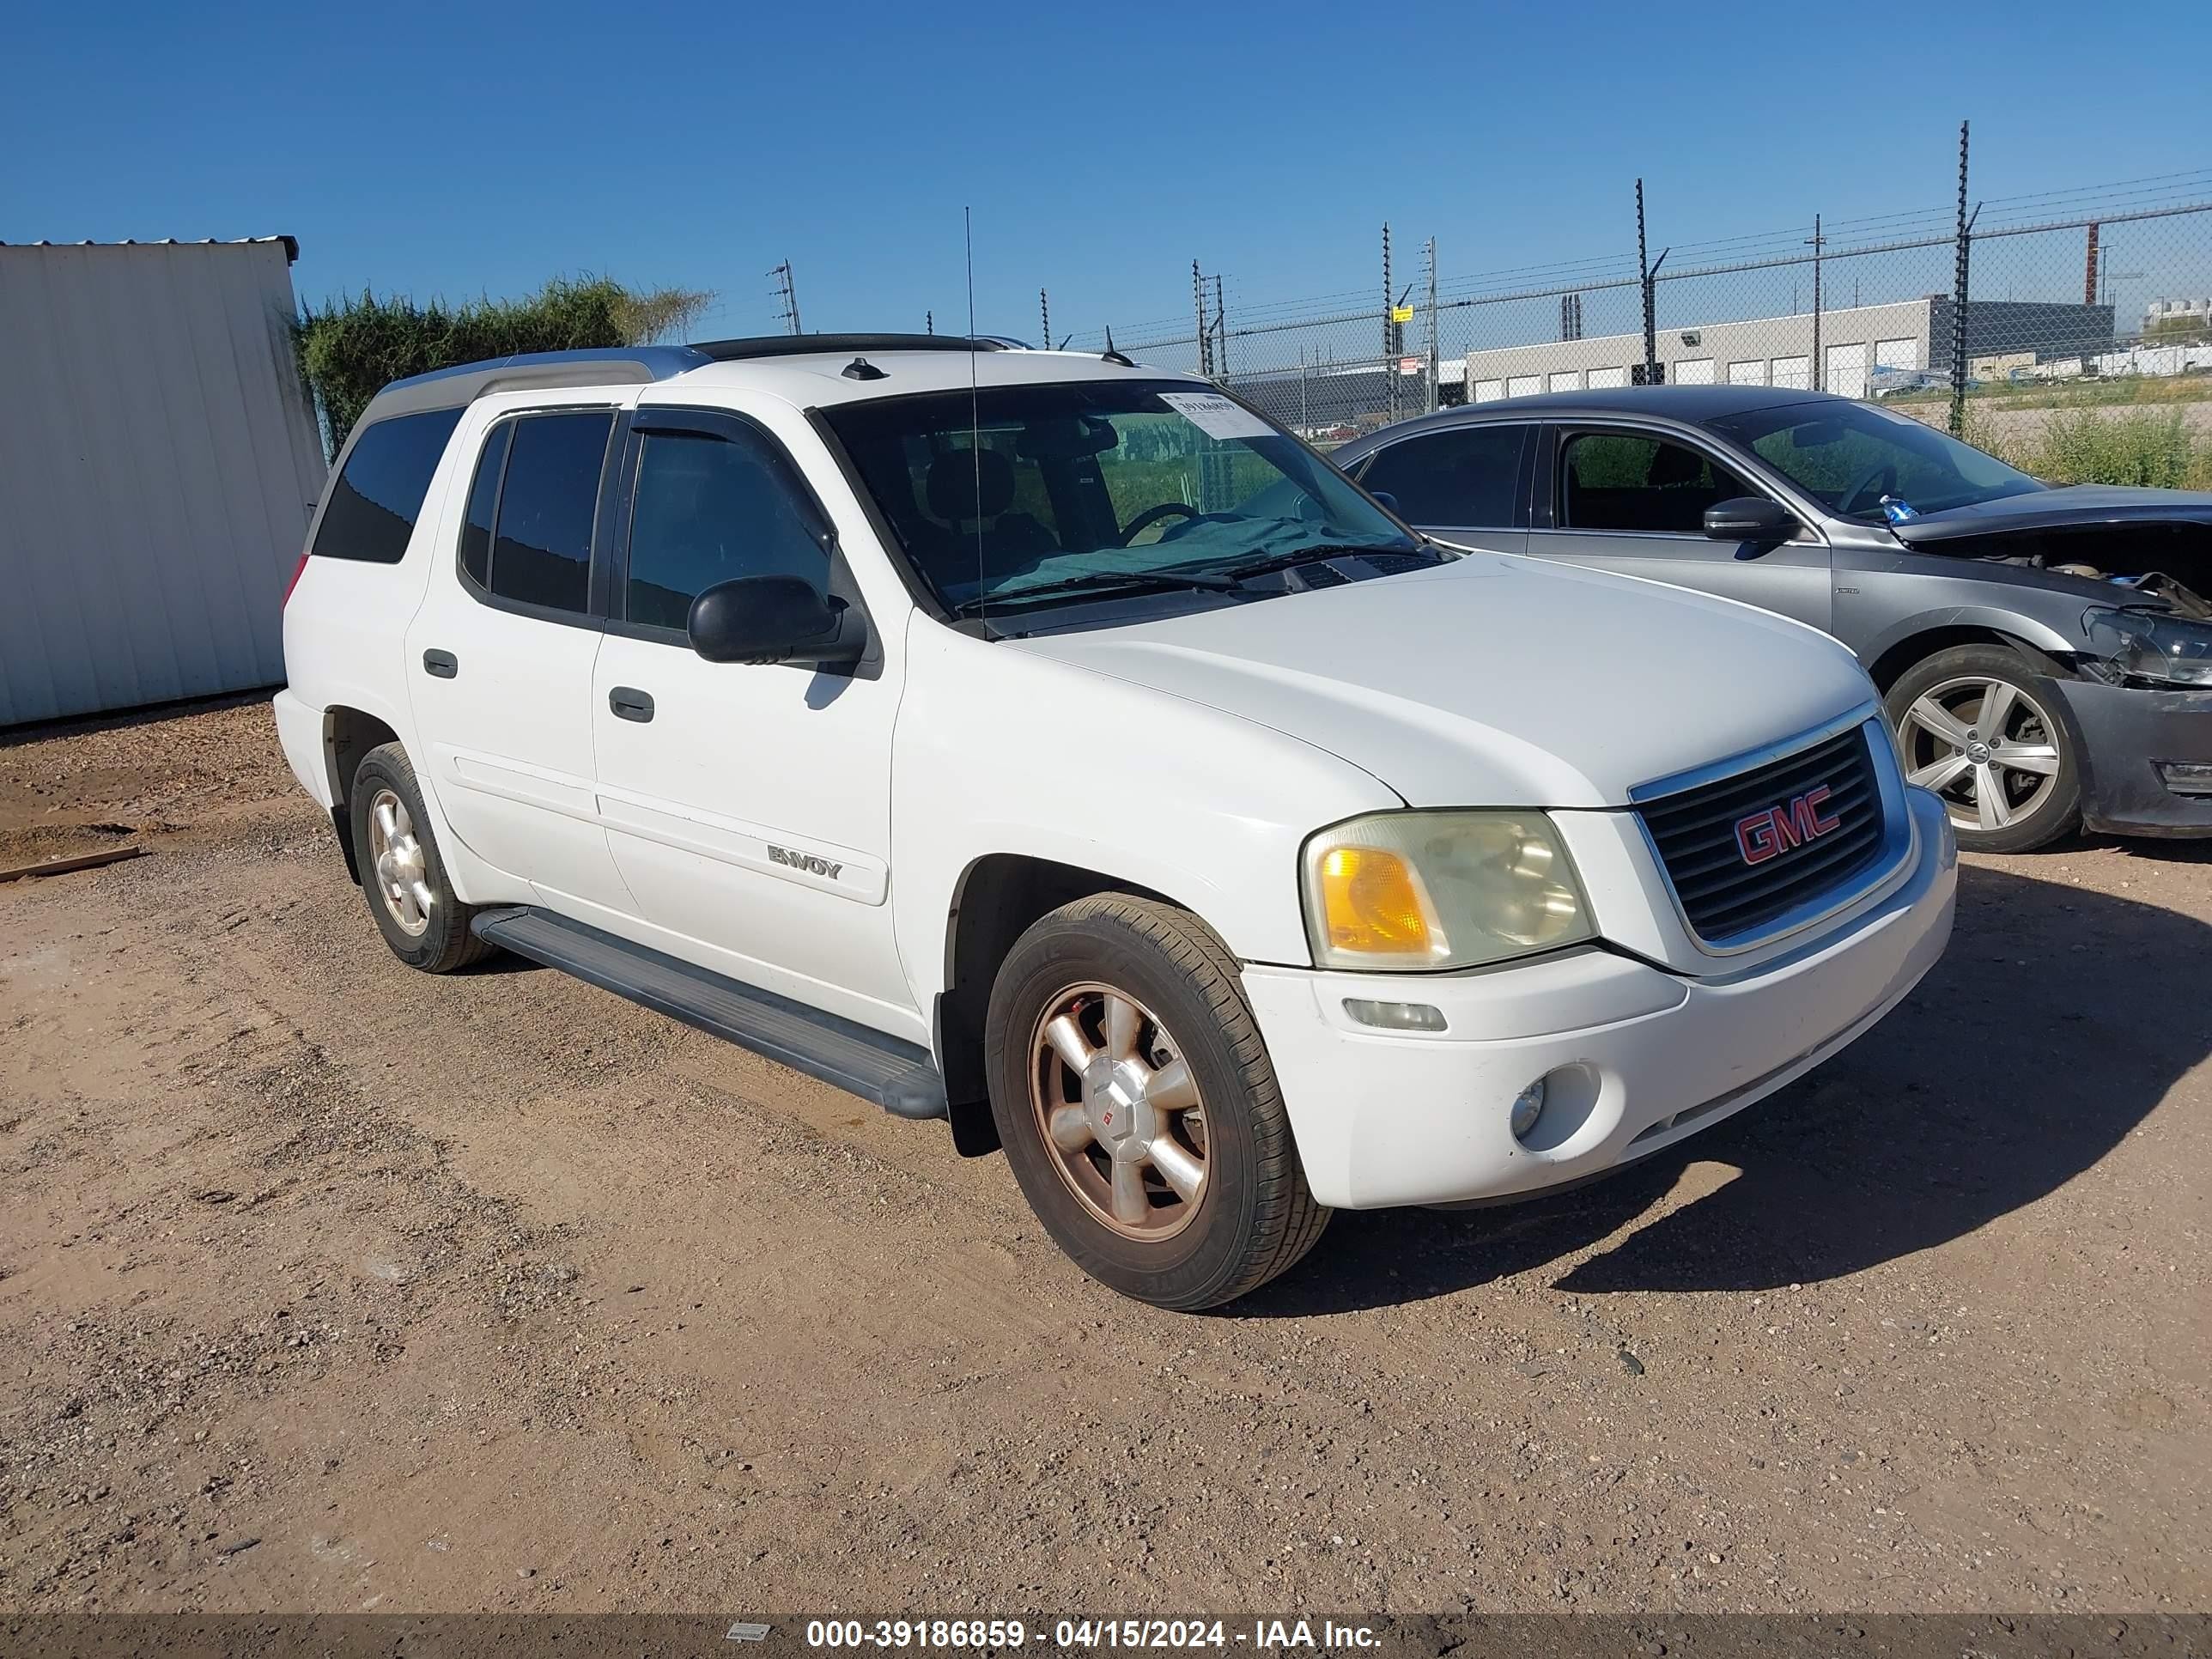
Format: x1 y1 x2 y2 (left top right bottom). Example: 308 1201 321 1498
1116 501 1201 546
1836 461 1899 517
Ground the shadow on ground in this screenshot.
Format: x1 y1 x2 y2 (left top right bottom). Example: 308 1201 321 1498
1240 860 2209 1316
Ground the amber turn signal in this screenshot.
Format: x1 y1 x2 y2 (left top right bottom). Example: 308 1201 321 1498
1316 845 1443 959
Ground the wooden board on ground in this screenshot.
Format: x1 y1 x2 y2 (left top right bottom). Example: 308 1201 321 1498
0 844 146 883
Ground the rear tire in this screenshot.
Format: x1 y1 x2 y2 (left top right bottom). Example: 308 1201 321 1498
349 743 490 973
1885 643 2082 854
985 894 1328 1310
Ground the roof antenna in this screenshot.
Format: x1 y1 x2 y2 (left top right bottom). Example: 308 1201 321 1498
1102 325 1133 368
966 207 986 633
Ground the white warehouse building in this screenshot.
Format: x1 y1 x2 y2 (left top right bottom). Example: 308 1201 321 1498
1453 295 2114 404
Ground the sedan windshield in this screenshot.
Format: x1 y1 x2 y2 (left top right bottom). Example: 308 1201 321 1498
1708 399 2045 521
821 380 1418 615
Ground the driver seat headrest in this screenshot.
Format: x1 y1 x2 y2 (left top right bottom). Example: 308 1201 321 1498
927 447 1017 521
1646 441 1707 488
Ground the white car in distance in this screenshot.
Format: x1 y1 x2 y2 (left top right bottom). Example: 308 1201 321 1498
276 334 1955 1309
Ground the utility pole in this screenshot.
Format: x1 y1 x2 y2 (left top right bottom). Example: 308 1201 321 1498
1424 236 1439 414
770 261 802 335
1040 289 1050 349
1808 215 1825 390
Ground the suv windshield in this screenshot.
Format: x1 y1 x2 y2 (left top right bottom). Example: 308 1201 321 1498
822 379 1418 615
1708 400 2045 522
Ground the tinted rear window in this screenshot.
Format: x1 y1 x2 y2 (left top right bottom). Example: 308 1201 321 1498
459 422 512 591
311 410 464 563
488 412 611 614
1356 425 1528 526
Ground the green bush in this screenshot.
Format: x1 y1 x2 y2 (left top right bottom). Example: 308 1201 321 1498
295 276 712 456
2027 404 2199 489
1964 398 2212 491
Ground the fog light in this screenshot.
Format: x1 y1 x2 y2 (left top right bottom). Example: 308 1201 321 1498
1342 997 1447 1033
1510 1079 1547 1141
2157 761 2212 797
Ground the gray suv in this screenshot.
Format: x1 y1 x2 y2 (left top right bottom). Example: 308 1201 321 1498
1333 386 2212 852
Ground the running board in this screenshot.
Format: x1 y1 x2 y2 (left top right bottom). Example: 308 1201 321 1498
470 907 947 1121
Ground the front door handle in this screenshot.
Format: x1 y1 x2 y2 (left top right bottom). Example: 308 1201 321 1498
608 686 655 723
422 648 458 678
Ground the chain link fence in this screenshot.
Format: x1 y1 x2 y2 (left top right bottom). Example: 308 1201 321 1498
1059 151 2212 483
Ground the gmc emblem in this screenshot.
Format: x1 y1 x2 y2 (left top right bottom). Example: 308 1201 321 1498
1735 785 1843 866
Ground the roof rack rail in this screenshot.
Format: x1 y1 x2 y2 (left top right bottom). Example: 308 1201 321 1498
689 333 1012 361
355 333 1024 431
364 346 710 422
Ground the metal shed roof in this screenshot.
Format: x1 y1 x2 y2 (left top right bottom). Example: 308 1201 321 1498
0 234 300 263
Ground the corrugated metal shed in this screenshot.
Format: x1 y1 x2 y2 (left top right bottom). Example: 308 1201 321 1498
0 238 327 726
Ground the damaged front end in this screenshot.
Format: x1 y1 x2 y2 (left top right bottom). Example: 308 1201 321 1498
1889 494 2212 621
1889 494 2212 832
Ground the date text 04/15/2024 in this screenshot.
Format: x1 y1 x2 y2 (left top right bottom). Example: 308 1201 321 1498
1060 1624 1376 1650
798 1620 1380 1650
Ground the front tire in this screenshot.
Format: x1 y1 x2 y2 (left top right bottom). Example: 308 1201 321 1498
349 743 490 973
1886 643 2082 854
985 894 1328 1310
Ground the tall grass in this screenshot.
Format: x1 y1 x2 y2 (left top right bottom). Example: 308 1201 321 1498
1966 395 2212 490
295 276 713 455
2027 405 2209 489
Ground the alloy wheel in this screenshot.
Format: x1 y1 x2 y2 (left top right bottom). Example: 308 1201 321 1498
1897 675 2063 836
367 787 434 937
1029 981 1209 1240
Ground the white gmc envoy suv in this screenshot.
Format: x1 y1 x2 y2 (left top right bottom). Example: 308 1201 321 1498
276 334 1956 1309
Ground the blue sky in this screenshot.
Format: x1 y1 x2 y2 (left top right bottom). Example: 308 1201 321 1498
7 1 2209 344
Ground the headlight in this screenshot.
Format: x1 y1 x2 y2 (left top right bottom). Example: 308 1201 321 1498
2084 607 2212 687
1301 810 1594 972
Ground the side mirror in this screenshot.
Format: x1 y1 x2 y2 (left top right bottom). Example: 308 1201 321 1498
1368 489 1401 514
1704 496 1796 542
687 575 864 667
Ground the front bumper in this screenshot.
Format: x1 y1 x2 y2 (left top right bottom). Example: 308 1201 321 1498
2051 677 2212 836
1242 787 1956 1211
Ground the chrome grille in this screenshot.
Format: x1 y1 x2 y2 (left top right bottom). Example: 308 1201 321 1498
1638 725 1885 944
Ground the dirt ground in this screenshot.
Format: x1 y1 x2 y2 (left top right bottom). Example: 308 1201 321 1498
1 695 2206 1618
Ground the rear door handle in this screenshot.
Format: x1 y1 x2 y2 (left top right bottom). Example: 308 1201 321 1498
422 649 458 679
609 686 655 723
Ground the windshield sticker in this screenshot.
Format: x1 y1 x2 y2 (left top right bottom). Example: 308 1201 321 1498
1880 495 1920 524
1159 392 1277 441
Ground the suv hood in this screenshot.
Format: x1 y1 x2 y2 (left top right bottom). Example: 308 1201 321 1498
1008 553 1875 808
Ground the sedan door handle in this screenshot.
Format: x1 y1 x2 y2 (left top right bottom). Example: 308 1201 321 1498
422 649 459 678
608 686 655 723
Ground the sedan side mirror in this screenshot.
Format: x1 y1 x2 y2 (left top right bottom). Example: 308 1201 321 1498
688 575 864 667
1704 496 1797 542
1367 489 1401 514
